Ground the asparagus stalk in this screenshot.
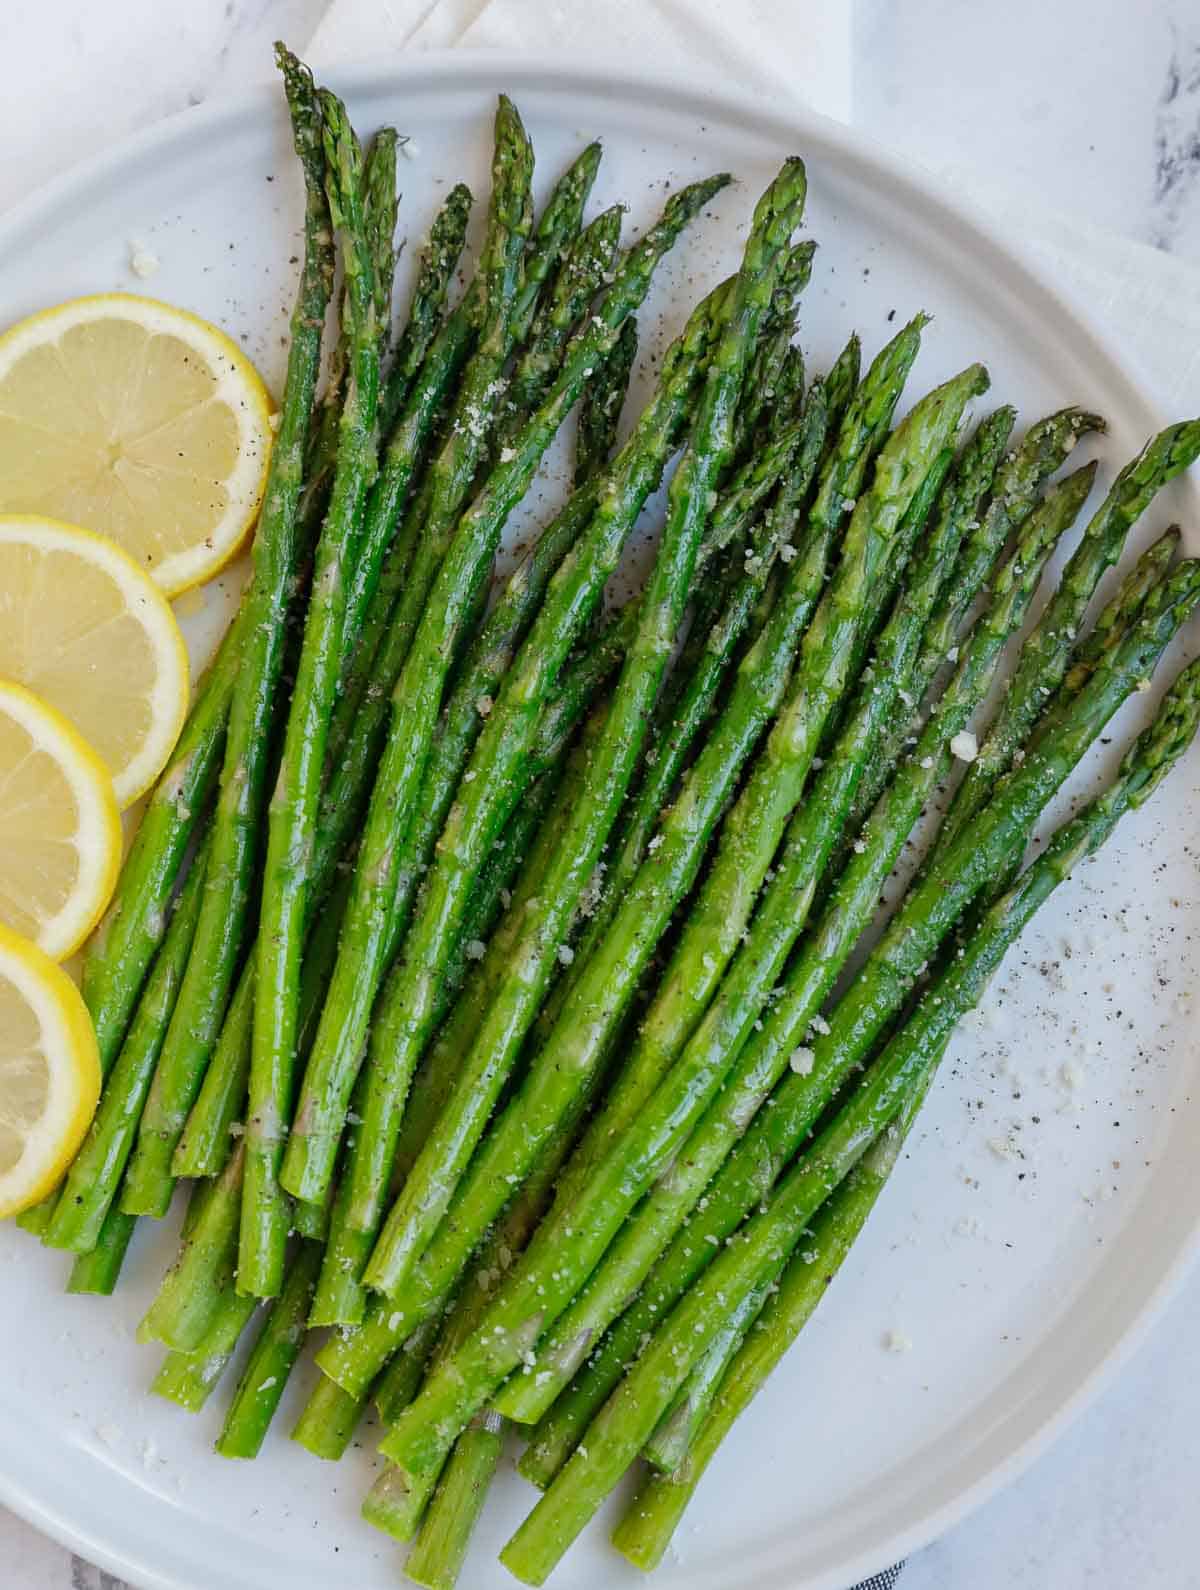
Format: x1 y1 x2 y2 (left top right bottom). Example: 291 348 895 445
560 381 829 979
244 89 389 1298
498 204 625 444
137 1142 245 1352
330 142 600 747
940 420 1200 851
507 654 1200 1581
389 477 1195 1494
216 1241 322 1457
171 871 343 1179
360 160 807 1297
151 1285 260 1414
292 1363 380 1461
613 1069 932 1557
378 182 473 435
535 323 943 1209
497 418 1028 1429
310 712 604 1328
117 49 335 1220
574 313 638 483
375 1314 446 1427
405 1412 504 1590
65 1204 138 1296
302 125 397 515
282 175 729 1209
310 323 927 1400
542 551 1200 1464
75 607 248 1080
511 140 604 343
44 847 209 1251
835 406 1105 857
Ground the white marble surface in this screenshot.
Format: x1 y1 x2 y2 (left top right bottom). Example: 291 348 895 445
2 2 1199 1587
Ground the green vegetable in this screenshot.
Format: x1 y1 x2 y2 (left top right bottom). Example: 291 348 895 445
361 160 807 1301
283 162 726 1209
574 313 638 483
216 1241 322 1457
119 48 335 1220
503 651 1200 1582
244 88 388 1298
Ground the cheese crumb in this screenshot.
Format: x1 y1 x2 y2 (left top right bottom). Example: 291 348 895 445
556 943 575 966
779 542 797 563
950 730 978 763
465 939 486 961
128 240 160 278
852 837 867 854
789 1046 815 1075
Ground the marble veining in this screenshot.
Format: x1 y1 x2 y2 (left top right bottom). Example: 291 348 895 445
1152 19 1200 251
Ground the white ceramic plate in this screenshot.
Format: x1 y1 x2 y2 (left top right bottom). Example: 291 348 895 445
0 54 1196 1590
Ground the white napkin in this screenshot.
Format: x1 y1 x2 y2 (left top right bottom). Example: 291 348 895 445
307 0 852 121
306 0 1200 416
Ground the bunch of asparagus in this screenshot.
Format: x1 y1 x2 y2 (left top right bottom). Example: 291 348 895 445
20 42 1200 1588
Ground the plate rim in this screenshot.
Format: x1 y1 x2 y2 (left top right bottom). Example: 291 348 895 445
0 47 1195 1590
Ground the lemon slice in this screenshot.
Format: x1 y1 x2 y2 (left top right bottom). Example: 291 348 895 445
0 516 189 808
0 679 121 960
0 921 101 1217
0 293 273 596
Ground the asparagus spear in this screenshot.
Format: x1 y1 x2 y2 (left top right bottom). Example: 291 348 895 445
216 1241 322 1457
939 419 1200 850
537 551 1200 1466
151 1292 261 1413
507 654 1200 1581
511 140 604 343
404 1412 504 1590
310 324 927 1400
559 381 829 981
498 204 625 444
117 50 335 1221
359 160 807 1296
496 419 1028 1429
65 1204 138 1296
320 298 801 1317
532 323 943 1208
292 1367 375 1461
833 406 1105 859
331 143 600 747
310 711 605 1328
74 606 248 1085
44 848 209 1251
244 89 389 1298
282 173 729 1209
574 313 638 483
171 869 343 1179
137 1142 245 1352
378 182 473 435
385 491 1193 1497
70 144 452 1092
301 125 398 517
